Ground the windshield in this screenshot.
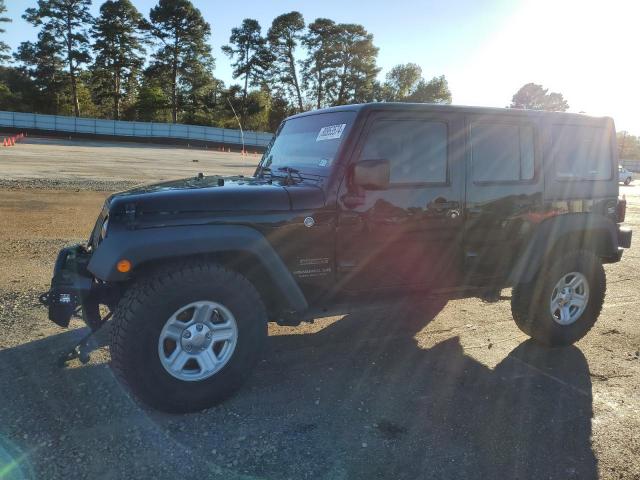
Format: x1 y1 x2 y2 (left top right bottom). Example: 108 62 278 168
259 111 356 176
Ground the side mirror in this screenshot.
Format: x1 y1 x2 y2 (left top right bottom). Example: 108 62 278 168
353 159 390 190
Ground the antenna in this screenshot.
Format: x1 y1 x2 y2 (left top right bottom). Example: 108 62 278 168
226 97 245 155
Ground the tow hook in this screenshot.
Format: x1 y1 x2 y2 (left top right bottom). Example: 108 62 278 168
57 311 112 367
38 289 100 365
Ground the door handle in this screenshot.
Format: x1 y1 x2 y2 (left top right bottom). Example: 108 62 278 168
467 207 483 216
341 194 365 209
427 197 459 210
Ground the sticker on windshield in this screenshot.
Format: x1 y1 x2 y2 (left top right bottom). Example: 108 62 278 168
318 158 328 167
316 124 346 142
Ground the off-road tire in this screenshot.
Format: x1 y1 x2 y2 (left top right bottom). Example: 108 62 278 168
624 177 632 185
110 262 267 413
511 250 605 346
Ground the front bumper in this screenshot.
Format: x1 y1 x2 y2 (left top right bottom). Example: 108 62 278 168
42 245 102 329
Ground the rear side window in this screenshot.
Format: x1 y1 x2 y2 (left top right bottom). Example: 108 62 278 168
360 119 448 184
552 125 612 180
470 123 535 183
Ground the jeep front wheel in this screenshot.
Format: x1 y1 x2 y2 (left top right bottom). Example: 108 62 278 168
110 262 267 413
511 250 605 346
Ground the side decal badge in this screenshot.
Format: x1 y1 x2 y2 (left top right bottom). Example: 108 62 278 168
304 217 315 228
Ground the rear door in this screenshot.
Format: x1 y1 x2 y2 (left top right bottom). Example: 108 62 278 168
336 110 465 292
463 114 543 280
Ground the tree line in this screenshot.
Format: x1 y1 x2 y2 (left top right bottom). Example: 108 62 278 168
618 131 640 160
0 0 452 132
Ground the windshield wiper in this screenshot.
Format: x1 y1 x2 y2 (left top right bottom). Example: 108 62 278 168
277 166 304 185
257 164 272 179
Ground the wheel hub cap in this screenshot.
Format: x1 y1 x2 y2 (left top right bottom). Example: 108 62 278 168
158 301 238 382
549 272 589 326
181 323 211 351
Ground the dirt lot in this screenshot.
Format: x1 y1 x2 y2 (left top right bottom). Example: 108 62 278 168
0 135 260 184
0 138 639 479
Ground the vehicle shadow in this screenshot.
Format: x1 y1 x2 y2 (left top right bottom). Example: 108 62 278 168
0 300 596 480
252 301 596 480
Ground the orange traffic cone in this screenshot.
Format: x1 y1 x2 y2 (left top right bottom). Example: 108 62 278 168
2 138 7 147
10 137 15 146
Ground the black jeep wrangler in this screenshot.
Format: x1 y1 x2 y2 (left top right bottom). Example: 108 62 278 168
45 103 632 413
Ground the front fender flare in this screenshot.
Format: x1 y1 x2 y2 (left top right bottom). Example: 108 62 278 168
88 225 308 313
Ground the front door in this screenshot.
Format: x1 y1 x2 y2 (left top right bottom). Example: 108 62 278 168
336 111 465 292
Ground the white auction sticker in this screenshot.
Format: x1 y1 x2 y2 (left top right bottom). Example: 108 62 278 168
316 124 346 141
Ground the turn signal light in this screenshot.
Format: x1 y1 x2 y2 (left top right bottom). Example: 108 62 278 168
116 259 132 273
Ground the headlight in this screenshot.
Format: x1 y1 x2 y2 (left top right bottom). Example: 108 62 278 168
100 216 109 241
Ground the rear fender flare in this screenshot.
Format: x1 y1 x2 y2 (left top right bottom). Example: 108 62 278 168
508 213 617 285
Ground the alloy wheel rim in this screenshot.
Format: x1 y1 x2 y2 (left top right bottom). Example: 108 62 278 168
158 300 238 381
549 272 589 326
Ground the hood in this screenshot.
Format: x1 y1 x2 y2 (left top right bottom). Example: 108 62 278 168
107 175 324 215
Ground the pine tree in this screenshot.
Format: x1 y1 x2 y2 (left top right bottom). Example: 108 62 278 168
267 11 305 112
333 23 379 105
15 31 67 114
0 0 11 62
222 18 274 123
301 18 340 109
302 20 379 108
145 0 214 123
92 0 145 120
23 0 93 117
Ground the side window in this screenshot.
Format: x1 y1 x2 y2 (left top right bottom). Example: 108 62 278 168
552 125 612 180
360 119 448 184
470 122 535 183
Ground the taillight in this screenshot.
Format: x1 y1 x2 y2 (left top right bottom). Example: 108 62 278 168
616 195 627 223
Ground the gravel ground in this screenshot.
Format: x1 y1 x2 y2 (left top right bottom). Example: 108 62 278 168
0 139 638 479
0 136 260 184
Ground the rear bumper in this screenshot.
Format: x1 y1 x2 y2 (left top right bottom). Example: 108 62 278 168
604 226 633 263
618 226 632 249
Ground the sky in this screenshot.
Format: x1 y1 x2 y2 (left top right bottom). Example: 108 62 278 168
3 0 639 134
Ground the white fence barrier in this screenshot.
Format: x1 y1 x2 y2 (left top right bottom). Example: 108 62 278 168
0 111 273 148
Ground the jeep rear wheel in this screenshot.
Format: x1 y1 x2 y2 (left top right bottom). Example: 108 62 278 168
624 177 632 185
511 250 605 346
110 262 267 413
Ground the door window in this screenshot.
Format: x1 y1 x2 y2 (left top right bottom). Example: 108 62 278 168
360 119 448 184
470 122 535 183
552 125 612 180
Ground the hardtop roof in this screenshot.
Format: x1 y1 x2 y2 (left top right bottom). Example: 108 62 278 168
288 103 613 125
